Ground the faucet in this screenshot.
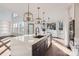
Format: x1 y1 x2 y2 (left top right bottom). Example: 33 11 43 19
35 27 39 36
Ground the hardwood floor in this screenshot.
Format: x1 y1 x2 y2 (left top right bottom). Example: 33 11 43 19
45 38 71 56
0 37 11 56
45 44 68 56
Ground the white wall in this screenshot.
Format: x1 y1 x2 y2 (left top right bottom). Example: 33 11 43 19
75 4 79 40
69 4 79 56
0 11 12 36
74 4 79 55
64 4 74 46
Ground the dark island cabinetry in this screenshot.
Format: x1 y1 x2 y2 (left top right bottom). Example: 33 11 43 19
32 34 52 56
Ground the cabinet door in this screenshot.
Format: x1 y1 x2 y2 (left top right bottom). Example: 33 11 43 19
36 47 42 56
32 47 40 56
40 42 45 56
44 39 48 50
32 42 41 56
32 48 36 56
48 36 51 47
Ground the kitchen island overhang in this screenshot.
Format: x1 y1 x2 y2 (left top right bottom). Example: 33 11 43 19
11 34 52 56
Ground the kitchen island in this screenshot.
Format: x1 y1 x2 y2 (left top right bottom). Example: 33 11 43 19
11 34 52 56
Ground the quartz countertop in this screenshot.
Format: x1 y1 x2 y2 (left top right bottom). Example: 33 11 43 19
11 34 49 45
11 34 50 56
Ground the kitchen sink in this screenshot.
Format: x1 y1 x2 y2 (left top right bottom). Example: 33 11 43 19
33 35 44 38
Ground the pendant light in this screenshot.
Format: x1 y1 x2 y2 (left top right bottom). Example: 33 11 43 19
42 12 45 22
36 7 41 24
23 4 33 22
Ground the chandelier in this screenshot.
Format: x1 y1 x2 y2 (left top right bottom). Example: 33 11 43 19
23 4 33 22
36 7 42 24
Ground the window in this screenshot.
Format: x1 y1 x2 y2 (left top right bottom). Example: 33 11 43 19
47 23 56 30
28 23 34 34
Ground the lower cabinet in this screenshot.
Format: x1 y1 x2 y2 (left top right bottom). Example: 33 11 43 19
32 35 52 56
32 40 46 56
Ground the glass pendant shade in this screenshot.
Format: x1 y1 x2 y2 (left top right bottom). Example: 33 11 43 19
24 12 33 22
23 4 33 22
36 17 41 20
36 7 42 24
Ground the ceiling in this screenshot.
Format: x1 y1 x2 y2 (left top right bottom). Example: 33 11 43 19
0 3 73 22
